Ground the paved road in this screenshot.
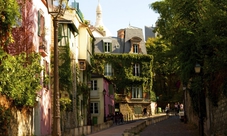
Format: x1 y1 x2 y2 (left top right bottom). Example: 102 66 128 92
87 115 199 136
87 120 144 136
140 116 199 136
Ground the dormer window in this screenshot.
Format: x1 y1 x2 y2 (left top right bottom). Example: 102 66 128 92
130 36 142 54
104 42 111 53
103 39 112 53
133 44 139 53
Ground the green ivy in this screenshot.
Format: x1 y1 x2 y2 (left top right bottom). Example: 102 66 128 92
0 0 20 46
0 106 11 135
92 53 153 93
0 48 42 107
76 82 89 104
58 44 73 111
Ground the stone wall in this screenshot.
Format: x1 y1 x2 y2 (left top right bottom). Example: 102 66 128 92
9 108 33 136
186 91 227 136
209 94 227 136
0 95 33 136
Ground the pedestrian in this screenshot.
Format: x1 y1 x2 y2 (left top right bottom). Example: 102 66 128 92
115 112 119 125
119 112 123 123
174 103 178 115
165 103 170 115
143 108 147 116
177 102 180 114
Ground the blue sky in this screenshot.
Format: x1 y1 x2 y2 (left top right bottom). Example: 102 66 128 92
69 0 160 36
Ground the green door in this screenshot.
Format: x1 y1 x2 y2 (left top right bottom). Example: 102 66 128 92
92 117 98 125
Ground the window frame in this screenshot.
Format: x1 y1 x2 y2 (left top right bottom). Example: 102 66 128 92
133 63 140 76
104 42 111 53
132 86 142 99
133 44 139 53
90 102 99 114
104 63 112 76
91 80 98 91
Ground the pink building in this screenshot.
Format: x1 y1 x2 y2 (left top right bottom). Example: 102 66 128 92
10 0 52 135
90 74 115 124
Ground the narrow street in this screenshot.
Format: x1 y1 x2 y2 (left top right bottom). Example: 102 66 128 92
140 116 199 136
88 115 199 136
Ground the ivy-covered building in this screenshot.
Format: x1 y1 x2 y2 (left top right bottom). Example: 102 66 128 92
92 26 154 118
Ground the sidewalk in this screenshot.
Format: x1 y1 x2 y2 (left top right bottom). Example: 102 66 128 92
87 113 166 136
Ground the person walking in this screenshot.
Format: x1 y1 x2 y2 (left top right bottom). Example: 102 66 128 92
143 108 147 116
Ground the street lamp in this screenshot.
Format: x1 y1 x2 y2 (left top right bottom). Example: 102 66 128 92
156 96 159 114
103 89 106 122
194 63 204 136
46 0 68 135
194 63 201 74
183 85 187 123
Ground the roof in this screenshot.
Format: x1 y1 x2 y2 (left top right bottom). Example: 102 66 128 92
94 26 147 54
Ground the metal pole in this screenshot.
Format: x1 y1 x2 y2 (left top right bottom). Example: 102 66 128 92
53 17 61 136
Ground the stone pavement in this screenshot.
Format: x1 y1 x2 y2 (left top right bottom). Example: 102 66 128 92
87 113 166 136
140 116 199 136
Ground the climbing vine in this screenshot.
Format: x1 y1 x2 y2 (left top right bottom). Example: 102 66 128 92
0 0 20 48
0 106 11 136
92 53 153 93
56 44 73 111
0 48 42 107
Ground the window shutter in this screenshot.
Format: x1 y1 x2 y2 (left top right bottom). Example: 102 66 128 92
38 11 41 36
109 84 113 95
58 24 63 42
102 41 105 52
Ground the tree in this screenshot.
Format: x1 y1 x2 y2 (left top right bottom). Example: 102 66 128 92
146 37 182 103
149 0 227 106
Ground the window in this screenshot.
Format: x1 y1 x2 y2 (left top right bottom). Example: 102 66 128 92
91 80 97 91
132 86 142 98
133 64 140 76
104 42 112 53
104 63 112 76
90 102 99 114
133 44 139 53
38 10 45 37
43 60 49 89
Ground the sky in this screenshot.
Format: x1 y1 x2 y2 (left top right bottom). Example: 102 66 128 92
69 0 160 36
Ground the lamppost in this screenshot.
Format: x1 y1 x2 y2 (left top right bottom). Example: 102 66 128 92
103 89 106 122
46 0 68 135
156 96 159 114
183 85 187 123
194 63 204 136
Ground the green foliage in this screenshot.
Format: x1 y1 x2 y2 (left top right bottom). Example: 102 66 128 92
76 82 90 103
0 48 42 107
92 53 153 93
0 0 20 46
0 106 11 135
146 37 181 103
59 45 73 93
60 97 72 111
58 44 73 111
149 0 227 108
